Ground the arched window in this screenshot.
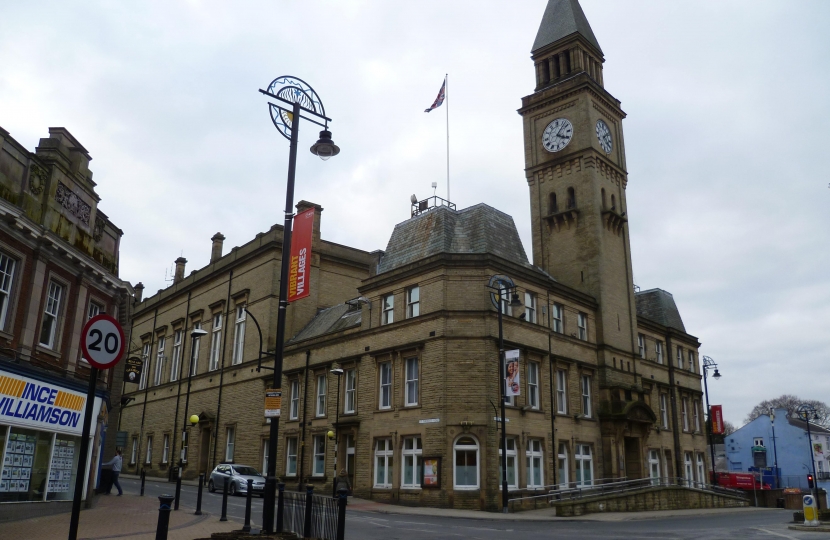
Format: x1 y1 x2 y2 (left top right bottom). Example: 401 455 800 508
567 187 576 209
549 192 558 214
611 194 616 210
601 188 606 210
453 436 479 490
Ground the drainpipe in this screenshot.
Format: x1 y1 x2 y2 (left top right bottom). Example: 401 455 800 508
137 308 158 473
298 349 311 490
665 333 682 481
211 270 233 470
170 291 191 479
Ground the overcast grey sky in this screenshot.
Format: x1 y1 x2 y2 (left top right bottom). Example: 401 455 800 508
1 1 828 427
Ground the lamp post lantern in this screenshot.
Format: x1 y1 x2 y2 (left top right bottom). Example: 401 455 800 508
486 275 522 513
330 365 343 498
258 76 338 534
796 403 821 510
701 355 720 486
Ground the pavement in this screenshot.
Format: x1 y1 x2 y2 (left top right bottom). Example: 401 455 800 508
1 473 795 540
1 492 241 540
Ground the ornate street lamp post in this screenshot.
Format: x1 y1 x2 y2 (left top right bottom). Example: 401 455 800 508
701 355 720 485
258 76 339 533
485 275 522 513
796 403 821 509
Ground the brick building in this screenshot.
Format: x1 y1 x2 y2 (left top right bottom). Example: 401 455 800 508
119 0 710 511
0 126 131 513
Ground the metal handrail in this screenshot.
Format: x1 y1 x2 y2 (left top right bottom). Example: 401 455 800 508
509 476 747 506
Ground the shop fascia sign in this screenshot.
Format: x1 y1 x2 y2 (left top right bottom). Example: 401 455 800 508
0 370 94 435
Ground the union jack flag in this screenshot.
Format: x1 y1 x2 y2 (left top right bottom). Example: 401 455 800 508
424 79 446 113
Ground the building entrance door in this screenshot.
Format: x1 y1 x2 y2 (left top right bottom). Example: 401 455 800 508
624 437 643 480
199 428 211 476
345 434 355 493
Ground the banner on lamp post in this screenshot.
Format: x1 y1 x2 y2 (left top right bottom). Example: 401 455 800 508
287 208 314 302
711 405 725 435
505 349 520 396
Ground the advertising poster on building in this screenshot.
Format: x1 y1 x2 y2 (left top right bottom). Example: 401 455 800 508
422 457 440 488
287 208 315 302
505 349 520 397
814 443 823 455
711 405 725 435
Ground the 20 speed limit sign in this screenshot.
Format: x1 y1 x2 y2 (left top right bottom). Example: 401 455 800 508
81 314 126 370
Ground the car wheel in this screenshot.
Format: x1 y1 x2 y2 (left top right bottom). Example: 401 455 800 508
229 482 237 496
208 480 215 493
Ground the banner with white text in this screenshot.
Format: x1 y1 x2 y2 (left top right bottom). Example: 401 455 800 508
288 208 314 302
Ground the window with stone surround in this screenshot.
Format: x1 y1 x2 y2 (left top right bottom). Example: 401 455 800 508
526 439 544 489
660 394 669 428
405 358 419 407
190 322 202 376
170 329 182 382
153 336 166 386
453 436 479 490
344 368 356 414
527 363 539 410
39 280 63 349
556 369 568 414
315 374 327 417
379 362 392 410
139 342 151 390
0 253 16 331
401 437 422 489
286 437 298 476
312 435 325 476
552 303 563 333
289 379 300 420
374 438 393 488
225 427 235 462
382 294 394 325
638 334 645 359
209 313 222 371
575 444 593 487
655 341 664 364
499 437 518 489
524 292 537 323
581 374 592 418
406 286 419 318
231 305 246 365
577 312 587 341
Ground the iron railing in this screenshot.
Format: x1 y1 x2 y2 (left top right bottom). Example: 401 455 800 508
508 476 745 507
280 489 340 540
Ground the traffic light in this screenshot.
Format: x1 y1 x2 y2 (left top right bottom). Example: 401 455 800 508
808 474 815 489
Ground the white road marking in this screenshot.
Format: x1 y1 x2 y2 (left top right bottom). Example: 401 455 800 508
752 528 799 539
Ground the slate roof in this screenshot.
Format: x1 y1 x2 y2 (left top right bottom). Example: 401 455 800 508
288 303 361 344
634 288 686 332
377 204 529 274
786 416 830 435
532 0 603 54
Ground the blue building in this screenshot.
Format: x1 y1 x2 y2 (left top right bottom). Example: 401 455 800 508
725 407 830 491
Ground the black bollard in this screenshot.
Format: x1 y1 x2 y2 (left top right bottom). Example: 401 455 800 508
220 476 229 522
242 479 253 532
336 487 348 540
140 468 146 496
174 465 182 511
195 473 204 515
156 494 175 540
303 485 314 539
276 482 285 533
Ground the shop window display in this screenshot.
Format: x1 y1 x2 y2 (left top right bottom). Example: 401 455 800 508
0 427 77 502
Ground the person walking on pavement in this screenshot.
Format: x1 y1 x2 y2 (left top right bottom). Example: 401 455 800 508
102 449 123 496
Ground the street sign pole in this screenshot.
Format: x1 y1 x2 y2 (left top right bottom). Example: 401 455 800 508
67 365 99 540
68 315 126 540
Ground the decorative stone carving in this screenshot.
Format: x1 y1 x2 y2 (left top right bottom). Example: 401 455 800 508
54 181 91 226
28 163 48 195
93 215 105 241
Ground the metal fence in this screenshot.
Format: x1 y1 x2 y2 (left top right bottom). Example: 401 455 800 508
280 488 341 540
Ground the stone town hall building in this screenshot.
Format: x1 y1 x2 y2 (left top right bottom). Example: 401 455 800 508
120 0 710 510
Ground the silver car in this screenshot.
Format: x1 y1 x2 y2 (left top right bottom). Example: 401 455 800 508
208 464 266 497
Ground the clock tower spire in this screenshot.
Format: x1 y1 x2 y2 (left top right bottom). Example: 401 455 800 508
519 0 638 357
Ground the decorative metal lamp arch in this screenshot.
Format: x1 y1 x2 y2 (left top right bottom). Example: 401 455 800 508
265 75 327 140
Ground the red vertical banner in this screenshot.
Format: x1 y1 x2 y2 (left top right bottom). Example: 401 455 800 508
711 405 724 435
287 208 314 302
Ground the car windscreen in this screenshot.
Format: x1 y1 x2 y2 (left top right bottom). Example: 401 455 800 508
233 466 260 476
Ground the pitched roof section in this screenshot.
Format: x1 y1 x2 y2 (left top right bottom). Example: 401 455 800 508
377 204 529 274
635 288 686 332
786 416 830 435
288 303 361 344
532 0 603 55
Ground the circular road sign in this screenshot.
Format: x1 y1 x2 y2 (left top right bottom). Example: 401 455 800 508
81 314 126 370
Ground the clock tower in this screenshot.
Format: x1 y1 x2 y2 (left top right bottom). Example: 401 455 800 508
519 0 638 358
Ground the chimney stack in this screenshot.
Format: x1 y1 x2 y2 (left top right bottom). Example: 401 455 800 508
211 233 225 263
174 257 187 283
134 282 144 303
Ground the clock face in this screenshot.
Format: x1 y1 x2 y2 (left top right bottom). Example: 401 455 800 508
542 118 574 153
596 119 612 154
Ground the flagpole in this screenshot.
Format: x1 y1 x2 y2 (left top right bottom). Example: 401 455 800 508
446 73 450 203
